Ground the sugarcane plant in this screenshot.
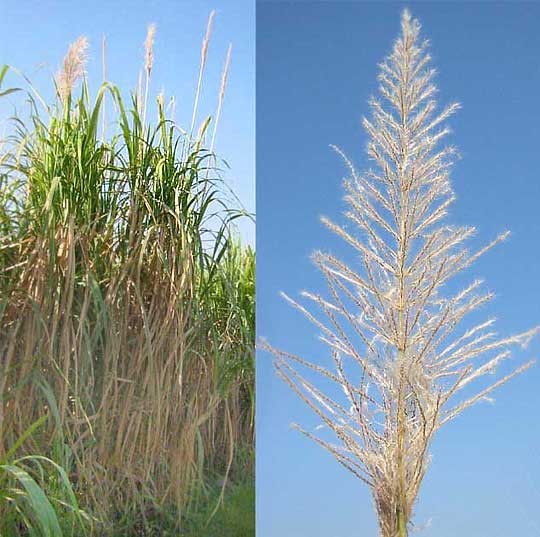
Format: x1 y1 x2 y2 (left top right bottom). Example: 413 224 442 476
262 10 535 537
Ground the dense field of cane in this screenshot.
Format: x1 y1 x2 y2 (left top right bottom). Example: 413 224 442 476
0 15 254 537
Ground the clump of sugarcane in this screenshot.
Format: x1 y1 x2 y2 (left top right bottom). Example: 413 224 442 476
262 9 536 537
0 12 254 534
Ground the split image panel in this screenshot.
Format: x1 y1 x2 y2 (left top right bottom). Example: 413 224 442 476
2 1 540 536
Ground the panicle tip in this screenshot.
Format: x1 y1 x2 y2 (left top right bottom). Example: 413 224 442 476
402 8 412 22
400 7 420 39
202 10 216 56
278 290 290 301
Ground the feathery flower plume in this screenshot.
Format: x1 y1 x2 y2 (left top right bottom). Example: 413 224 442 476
57 36 89 103
200 10 215 67
143 23 156 127
190 10 216 138
262 9 536 537
144 23 156 77
210 43 232 153
168 95 176 122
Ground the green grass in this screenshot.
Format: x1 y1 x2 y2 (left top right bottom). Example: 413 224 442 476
183 481 255 537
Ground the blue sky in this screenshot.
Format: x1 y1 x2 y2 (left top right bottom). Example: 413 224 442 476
0 0 254 243
257 2 540 536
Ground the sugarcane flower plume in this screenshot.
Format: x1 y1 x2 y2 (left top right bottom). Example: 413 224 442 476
261 8 536 537
145 23 156 76
56 36 89 103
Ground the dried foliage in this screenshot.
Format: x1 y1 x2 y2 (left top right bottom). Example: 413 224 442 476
262 10 535 537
